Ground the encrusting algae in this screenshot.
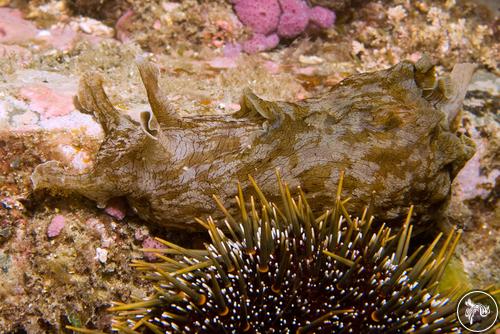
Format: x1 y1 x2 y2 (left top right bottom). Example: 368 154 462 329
31 56 476 229
68 172 497 333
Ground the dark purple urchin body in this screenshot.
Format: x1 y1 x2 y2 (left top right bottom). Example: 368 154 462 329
105 173 464 333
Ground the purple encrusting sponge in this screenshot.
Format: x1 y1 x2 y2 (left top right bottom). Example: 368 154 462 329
232 0 335 53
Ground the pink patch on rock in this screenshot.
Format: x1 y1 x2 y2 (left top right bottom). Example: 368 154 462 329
234 0 281 35
134 227 149 241
142 237 167 261
19 84 74 119
226 103 241 112
454 140 500 200
263 60 281 74
296 91 307 100
104 197 127 220
162 2 181 11
47 214 65 238
242 33 279 54
0 8 38 45
409 52 423 62
207 56 237 69
295 66 317 76
43 26 79 52
153 19 162 30
223 43 242 58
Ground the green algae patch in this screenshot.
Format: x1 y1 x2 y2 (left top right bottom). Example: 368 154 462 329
438 256 473 295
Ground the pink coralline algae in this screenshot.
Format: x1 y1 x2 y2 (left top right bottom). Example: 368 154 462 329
19 84 75 119
234 0 281 35
104 197 127 220
0 8 104 52
242 33 280 54
142 237 167 261
232 0 335 53
0 8 38 45
47 214 65 238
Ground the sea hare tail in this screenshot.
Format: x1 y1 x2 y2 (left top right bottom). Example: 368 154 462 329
31 161 113 207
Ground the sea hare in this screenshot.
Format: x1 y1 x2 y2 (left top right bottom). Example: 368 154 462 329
31 57 476 229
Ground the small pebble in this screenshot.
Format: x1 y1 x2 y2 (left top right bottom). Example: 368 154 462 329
47 214 65 238
295 66 317 76
227 103 241 112
299 55 324 65
9 157 20 169
95 247 108 264
104 197 127 220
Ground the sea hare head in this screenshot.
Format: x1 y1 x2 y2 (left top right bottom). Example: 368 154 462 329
241 57 476 222
31 57 475 228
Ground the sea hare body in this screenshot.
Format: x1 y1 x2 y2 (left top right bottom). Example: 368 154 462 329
32 58 475 229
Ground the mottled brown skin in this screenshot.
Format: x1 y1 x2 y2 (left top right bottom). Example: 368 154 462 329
31 58 475 229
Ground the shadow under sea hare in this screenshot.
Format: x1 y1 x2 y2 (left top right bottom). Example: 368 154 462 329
31 57 476 229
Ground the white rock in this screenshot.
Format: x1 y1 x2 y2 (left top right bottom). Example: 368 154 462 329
78 17 114 37
95 247 108 264
387 5 407 23
299 55 324 65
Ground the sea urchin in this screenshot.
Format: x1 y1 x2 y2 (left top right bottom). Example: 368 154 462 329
100 171 464 333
